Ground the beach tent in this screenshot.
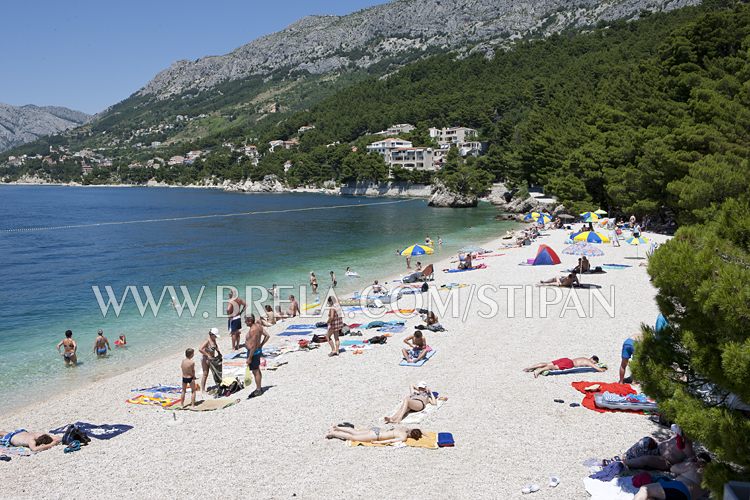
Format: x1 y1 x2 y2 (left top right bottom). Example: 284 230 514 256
530 244 561 265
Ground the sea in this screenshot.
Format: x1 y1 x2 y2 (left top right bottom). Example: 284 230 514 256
0 185 513 410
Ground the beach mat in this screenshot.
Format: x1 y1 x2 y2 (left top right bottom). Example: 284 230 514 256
400 350 436 367
175 398 240 411
126 394 181 408
542 366 604 376
571 382 647 414
0 445 32 457
347 431 438 449
49 422 133 440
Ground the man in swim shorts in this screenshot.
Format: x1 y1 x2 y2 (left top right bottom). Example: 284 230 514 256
245 314 269 398
56 330 77 366
523 356 606 378
227 290 247 351
0 429 60 452
93 329 111 357
619 332 643 383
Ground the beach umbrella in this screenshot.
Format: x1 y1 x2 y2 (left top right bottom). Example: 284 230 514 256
562 242 605 257
594 209 608 216
580 212 600 223
572 231 610 244
400 244 434 256
523 212 552 224
625 235 649 258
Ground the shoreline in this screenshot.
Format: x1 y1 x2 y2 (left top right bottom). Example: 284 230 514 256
1 231 509 419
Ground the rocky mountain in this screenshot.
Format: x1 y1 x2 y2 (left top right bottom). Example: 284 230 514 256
0 103 90 152
141 0 698 99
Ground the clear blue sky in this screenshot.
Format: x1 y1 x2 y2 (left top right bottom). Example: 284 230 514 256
1 0 383 114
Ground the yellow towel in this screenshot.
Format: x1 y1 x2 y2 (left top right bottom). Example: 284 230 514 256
347 431 438 449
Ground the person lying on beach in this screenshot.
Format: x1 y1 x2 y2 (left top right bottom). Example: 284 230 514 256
114 334 127 348
261 305 277 327
539 273 580 287
57 329 77 366
0 429 61 452
402 331 432 363
93 329 111 357
633 453 710 500
326 425 423 444
523 356 605 378
384 381 439 423
288 295 300 317
622 431 694 471
180 348 198 407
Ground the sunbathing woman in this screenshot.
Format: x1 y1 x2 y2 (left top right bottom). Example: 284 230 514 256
0 429 60 452
539 272 580 287
633 453 710 500
326 425 423 444
402 331 432 363
384 381 438 423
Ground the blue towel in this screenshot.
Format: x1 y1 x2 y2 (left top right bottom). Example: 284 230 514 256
543 367 598 376
278 330 314 337
400 350 436 367
379 325 405 334
50 422 133 440
437 432 455 447
286 324 316 330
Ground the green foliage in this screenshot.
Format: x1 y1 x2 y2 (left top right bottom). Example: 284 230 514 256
438 151 493 197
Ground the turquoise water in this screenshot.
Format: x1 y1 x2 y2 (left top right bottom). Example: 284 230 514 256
0 186 512 409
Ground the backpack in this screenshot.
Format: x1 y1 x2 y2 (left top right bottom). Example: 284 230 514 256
421 282 429 293
62 424 91 446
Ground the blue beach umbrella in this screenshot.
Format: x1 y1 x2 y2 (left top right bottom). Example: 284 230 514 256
580 212 600 223
524 212 552 224
571 231 610 244
625 235 649 258
400 244 434 256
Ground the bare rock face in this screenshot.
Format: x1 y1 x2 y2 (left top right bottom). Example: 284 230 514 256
139 0 699 100
0 103 90 152
228 174 285 193
428 181 478 208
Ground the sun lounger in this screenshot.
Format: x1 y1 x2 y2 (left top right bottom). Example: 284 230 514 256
400 350 436 367
347 431 438 449
419 264 434 281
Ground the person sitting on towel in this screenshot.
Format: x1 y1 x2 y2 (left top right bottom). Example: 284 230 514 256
0 429 60 452
540 272 580 287
402 331 432 363
523 355 605 378
384 381 440 423
573 256 591 274
326 425 423 444
419 311 444 332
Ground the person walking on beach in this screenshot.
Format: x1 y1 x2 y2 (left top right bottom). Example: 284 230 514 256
245 314 270 398
199 328 222 394
310 272 318 295
93 329 111 357
180 348 198 407
330 270 337 288
619 332 643 384
227 290 247 351
288 295 300 317
326 296 343 357
56 330 77 366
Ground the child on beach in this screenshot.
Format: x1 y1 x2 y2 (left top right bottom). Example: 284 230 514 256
180 348 197 407
114 334 127 348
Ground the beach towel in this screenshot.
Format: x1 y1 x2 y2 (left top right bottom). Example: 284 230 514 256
571 382 644 414
440 283 468 290
443 263 488 273
347 431 438 449
174 398 240 411
583 476 637 500
132 384 183 395
385 308 417 315
278 329 314 337
379 324 406 334
602 264 632 269
0 445 32 457
542 364 607 376
286 324 316 330
50 422 133 440
400 350 436 367
126 394 181 408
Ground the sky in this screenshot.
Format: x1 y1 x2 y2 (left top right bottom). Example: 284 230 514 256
0 0 384 114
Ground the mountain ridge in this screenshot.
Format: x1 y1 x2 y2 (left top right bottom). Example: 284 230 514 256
0 103 90 153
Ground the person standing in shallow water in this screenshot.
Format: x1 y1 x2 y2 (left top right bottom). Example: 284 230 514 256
330 270 337 288
310 272 318 295
93 329 111 357
56 330 77 366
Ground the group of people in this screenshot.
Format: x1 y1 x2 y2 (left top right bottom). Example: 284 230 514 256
56 329 127 366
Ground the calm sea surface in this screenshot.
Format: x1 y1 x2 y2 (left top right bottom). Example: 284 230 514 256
0 186 512 410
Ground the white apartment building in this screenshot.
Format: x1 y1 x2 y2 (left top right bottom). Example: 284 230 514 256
367 138 447 172
429 126 478 146
373 123 416 136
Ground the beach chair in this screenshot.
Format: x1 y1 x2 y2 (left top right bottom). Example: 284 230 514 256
419 264 434 281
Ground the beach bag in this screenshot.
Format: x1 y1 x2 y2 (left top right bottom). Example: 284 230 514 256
312 334 328 343
367 335 387 345
315 321 328 328
62 424 90 446
421 282 429 293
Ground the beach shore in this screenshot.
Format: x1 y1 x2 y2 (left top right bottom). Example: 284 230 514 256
0 227 670 499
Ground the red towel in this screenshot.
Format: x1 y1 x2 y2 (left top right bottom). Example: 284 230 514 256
570 381 641 413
